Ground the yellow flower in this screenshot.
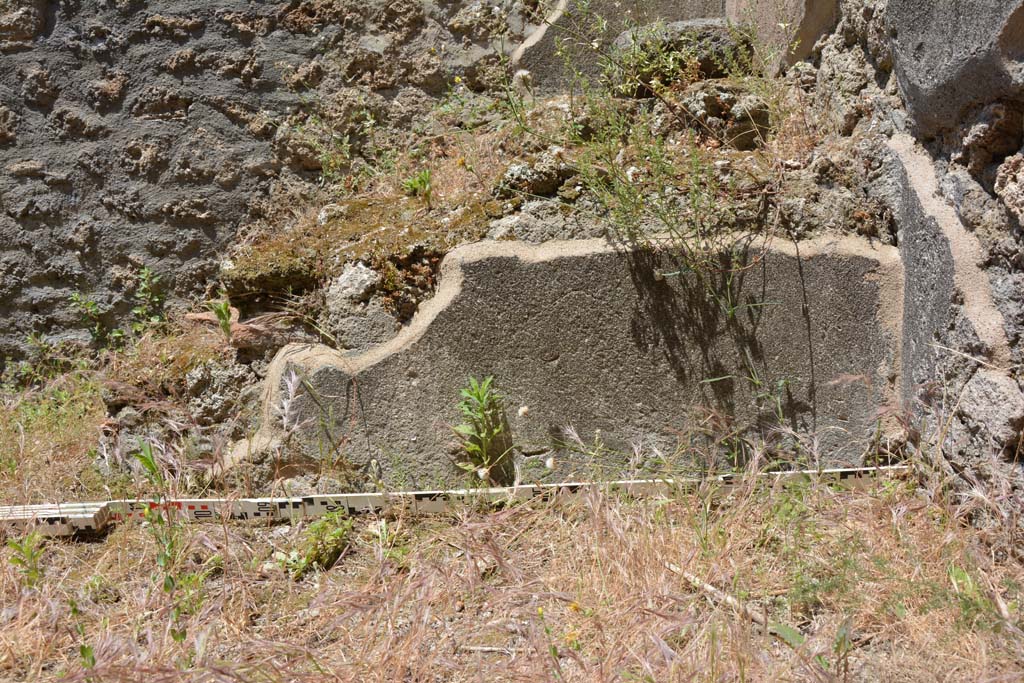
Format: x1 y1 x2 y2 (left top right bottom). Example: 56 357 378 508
454 76 463 84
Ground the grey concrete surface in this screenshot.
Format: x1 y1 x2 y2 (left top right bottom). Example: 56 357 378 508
241 234 902 489
887 0 1024 139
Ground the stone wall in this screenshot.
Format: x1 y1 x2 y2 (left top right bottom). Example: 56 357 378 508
1 0 320 354
0 0 525 359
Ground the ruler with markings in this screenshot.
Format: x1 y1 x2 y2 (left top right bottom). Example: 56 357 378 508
0 465 909 538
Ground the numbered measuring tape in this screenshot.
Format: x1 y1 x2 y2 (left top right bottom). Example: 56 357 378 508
0 465 909 538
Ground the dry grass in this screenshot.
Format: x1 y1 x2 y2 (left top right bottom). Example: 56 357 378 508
0 369 105 506
1 469 1021 682
0 325 228 506
100 325 226 401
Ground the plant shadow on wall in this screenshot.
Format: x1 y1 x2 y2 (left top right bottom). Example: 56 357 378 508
501 2 820 465
623 240 819 469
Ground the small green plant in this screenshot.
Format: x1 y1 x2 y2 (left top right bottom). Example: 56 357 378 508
206 298 233 342
135 439 165 491
69 291 125 347
68 599 96 669
949 563 996 628
536 606 565 679
2 333 88 391
69 291 100 324
291 114 352 185
286 511 354 579
130 266 164 334
831 616 855 681
7 530 45 587
607 20 703 98
135 440 191 645
368 518 411 569
402 168 433 207
453 376 513 484
69 291 107 345
78 644 96 669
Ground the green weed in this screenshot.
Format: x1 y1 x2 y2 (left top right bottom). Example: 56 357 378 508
367 518 411 570
949 563 998 629
7 530 45 588
67 599 97 670
70 264 164 346
69 291 114 346
205 297 233 342
130 266 164 335
135 440 191 645
287 511 354 580
291 113 352 185
453 376 513 485
402 168 433 207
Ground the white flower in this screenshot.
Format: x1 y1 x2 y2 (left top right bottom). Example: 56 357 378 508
544 456 556 470
518 405 530 417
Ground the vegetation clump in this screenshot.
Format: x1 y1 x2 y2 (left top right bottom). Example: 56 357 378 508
453 376 514 485
286 511 354 580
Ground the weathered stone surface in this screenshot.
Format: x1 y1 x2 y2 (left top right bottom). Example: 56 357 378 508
995 153 1024 224
486 199 605 242
950 102 1024 186
726 0 839 70
328 263 381 306
888 133 1024 456
0 0 46 47
941 166 1018 245
493 151 575 199
958 370 1024 450
887 0 1024 139
185 360 255 426
669 80 771 149
242 234 901 488
513 0 726 92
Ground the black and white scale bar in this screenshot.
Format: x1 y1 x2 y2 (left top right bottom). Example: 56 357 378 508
0 465 910 538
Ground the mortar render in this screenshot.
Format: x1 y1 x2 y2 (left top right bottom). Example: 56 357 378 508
234 234 902 489
0 0 320 355
0 0 526 358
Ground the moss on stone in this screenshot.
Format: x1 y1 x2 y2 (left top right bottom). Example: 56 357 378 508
223 195 493 297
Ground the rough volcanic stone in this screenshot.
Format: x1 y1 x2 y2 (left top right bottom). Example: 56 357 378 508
887 0 1024 139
